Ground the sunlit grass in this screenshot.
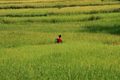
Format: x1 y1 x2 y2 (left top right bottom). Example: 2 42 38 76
0 0 120 80
0 42 120 80
0 4 120 17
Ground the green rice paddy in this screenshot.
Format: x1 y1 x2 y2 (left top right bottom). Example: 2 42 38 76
0 0 120 80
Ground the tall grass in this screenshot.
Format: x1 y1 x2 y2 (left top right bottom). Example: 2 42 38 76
0 0 120 80
0 12 120 24
0 1 119 9
0 4 120 17
0 42 120 80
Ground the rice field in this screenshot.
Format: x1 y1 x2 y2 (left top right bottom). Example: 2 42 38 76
0 0 120 80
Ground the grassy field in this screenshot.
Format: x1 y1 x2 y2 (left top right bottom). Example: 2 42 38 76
0 0 120 80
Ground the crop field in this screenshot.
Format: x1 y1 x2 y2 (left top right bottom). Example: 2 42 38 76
0 0 120 80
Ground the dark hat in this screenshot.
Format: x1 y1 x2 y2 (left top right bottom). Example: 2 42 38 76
59 35 61 37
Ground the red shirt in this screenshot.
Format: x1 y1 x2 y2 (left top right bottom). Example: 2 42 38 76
57 38 62 43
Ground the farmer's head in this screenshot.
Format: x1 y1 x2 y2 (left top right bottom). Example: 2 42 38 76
59 35 61 38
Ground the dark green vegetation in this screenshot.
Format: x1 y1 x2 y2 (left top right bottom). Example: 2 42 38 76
0 0 120 80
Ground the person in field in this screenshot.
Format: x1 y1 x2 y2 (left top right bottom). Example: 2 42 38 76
56 35 62 43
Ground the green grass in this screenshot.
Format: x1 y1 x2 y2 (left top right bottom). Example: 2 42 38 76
0 42 120 80
0 0 120 80
0 1 119 9
0 12 120 24
0 4 120 17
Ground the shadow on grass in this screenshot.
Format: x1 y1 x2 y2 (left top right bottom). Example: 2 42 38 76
83 24 120 35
